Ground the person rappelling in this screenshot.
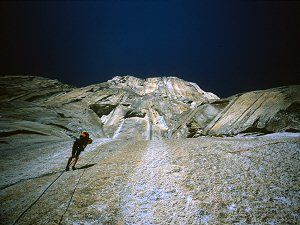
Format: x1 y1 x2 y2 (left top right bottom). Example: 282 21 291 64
66 131 92 171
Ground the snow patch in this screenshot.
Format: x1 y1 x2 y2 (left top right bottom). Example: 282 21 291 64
112 119 124 139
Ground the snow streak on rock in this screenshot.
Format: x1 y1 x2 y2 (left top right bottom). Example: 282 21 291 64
112 119 125 139
123 140 203 224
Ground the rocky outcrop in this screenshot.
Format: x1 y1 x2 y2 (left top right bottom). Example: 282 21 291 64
173 86 300 137
67 75 219 139
1 75 299 224
0 76 104 143
1 75 299 144
0 75 219 144
1 75 299 143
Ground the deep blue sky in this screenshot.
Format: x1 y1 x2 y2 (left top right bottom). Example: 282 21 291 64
1 0 299 97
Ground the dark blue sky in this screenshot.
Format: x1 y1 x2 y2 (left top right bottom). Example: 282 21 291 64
1 0 299 97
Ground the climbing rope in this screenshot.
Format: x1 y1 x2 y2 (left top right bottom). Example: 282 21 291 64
58 169 86 224
12 156 78 224
13 139 113 224
13 171 64 225
58 139 113 224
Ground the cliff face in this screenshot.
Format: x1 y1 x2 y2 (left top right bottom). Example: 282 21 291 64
1 75 300 224
0 75 299 144
207 86 300 134
0 76 104 140
79 75 219 139
0 75 220 143
174 86 300 137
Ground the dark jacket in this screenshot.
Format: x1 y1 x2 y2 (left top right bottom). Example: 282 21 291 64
73 135 89 152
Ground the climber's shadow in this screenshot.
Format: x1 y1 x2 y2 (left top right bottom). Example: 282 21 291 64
77 163 96 170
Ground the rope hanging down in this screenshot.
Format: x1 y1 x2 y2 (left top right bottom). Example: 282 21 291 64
13 171 64 225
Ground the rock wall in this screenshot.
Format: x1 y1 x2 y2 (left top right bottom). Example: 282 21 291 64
0 75 219 145
1 134 299 224
173 86 300 137
1 75 299 224
0 75 299 143
0 76 104 143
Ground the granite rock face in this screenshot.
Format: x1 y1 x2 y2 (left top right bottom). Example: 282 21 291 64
0 76 105 142
0 75 300 224
0 75 220 143
2 75 298 142
1 134 299 224
94 76 219 139
173 86 300 138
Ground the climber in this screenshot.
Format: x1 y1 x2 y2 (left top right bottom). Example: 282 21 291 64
66 131 93 171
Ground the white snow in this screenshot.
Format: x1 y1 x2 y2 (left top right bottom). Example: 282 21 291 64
112 119 125 139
